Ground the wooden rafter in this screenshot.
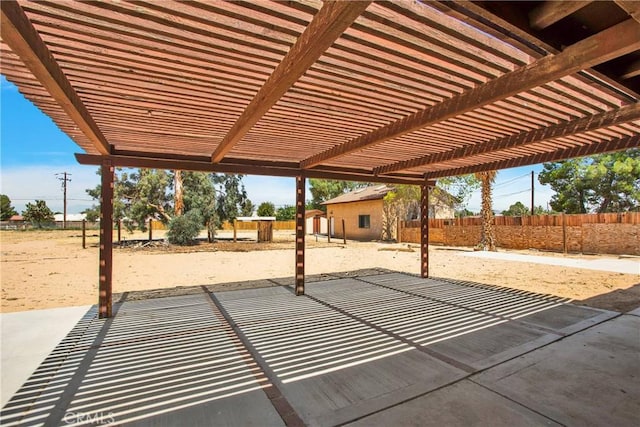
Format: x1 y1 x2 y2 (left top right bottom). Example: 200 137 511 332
0 0 111 155
440 0 640 101
615 1 640 24
423 134 640 180
621 59 640 80
75 153 430 186
300 18 640 169
375 103 640 175
529 1 593 30
210 0 371 163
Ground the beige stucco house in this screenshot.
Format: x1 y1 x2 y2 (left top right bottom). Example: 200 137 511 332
322 185 455 241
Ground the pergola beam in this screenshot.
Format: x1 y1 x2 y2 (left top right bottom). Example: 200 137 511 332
210 0 371 163
423 134 640 180
0 0 111 155
529 1 593 30
375 103 640 175
300 18 640 169
76 153 432 186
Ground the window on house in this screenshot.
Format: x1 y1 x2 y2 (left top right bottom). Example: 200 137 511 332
358 215 370 229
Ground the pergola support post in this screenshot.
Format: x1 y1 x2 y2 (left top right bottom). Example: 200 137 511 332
421 182 429 278
99 159 114 318
295 175 305 295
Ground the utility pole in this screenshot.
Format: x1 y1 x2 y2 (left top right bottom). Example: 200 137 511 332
531 170 535 216
56 172 71 229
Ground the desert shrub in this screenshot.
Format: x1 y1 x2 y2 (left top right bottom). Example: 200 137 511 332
167 210 202 245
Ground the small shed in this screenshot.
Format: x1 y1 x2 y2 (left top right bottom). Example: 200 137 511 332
305 210 327 235
235 216 276 242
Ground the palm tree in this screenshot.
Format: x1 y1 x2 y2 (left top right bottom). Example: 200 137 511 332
475 170 497 251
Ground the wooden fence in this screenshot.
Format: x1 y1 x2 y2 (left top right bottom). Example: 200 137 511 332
400 212 640 255
221 220 296 231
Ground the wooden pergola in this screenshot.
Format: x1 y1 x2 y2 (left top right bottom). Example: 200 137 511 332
2 0 639 318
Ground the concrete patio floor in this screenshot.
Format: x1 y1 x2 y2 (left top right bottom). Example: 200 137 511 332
1 270 638 426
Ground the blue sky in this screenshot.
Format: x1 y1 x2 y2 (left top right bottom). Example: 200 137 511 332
1 76 553 215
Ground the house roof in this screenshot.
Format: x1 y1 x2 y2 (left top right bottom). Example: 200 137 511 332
54 213 86 222
322 185 392 205
305 209 326 218
1 1 639 184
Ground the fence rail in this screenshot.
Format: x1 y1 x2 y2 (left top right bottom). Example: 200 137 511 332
221 220 296 231
402 212 640 229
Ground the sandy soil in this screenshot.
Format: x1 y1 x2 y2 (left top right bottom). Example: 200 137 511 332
1 229 638 313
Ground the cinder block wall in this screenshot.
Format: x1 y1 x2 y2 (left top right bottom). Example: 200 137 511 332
400 221 639 255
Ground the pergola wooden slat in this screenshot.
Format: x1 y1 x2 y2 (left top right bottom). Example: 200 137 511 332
301 18 640 169
0 0 111 155
211 0 371 163
2 0 639 317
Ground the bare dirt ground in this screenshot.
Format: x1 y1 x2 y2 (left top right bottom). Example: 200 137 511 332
1 229 638 313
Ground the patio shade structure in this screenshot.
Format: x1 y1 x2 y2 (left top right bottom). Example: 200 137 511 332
1 0 639 317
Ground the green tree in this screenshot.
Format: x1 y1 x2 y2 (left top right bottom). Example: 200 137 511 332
501 201 530 216
534 205 553 215
0 195 18 220
381 183 468 240
241 200 255 217
180 171 216 241
539 150 640 213
308 179 367 211
82 207 100 222
436 175 481 211
276 205 296 221
22 200 54 228
257 201 276 217
86 168 172 231
213 174 251 223
455 208 476 218
538 160 588 213
86 170 251 238
167 210 202 245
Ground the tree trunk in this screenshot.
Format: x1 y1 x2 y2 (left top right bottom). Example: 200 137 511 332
477 170 497 251
174 170 184 216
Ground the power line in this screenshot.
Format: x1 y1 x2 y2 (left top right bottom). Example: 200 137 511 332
493 172 531 189
10 197 93 201
494 189 530 198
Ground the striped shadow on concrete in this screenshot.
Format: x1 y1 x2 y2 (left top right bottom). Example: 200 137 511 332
1 271 618 427
1 294 283 427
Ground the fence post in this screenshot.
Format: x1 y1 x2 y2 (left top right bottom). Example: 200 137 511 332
562 213 567 254
149 219 153 241
342 219 346 244
117 219 121 244
328 217 331 243
233 219 237 243
82 219 86 249
397 217 402 243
